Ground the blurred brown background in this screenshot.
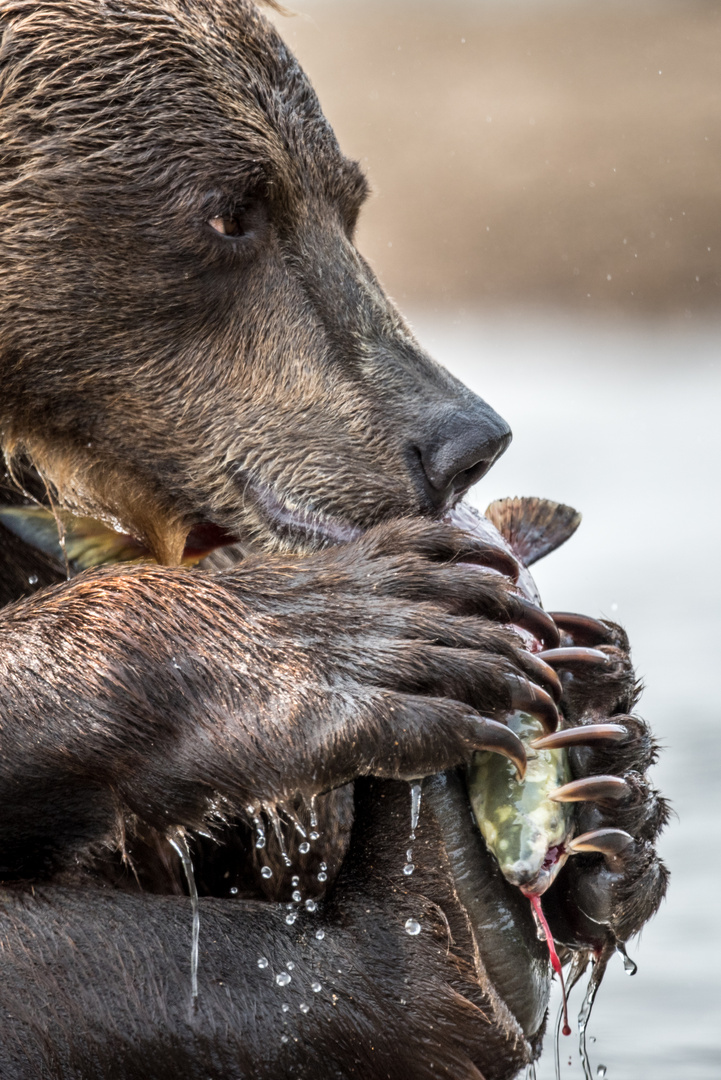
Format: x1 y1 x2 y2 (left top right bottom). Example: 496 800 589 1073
272 0 720 317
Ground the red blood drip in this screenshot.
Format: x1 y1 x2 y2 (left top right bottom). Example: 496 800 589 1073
527 893 571 1036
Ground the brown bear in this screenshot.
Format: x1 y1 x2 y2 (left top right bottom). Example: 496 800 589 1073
0 2 667 1077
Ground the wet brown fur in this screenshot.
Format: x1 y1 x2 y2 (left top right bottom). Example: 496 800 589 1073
0 2 667 1077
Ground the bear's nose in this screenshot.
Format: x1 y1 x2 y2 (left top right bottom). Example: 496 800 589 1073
416 400 512 509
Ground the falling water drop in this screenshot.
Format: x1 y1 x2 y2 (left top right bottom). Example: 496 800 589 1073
596 1067 607 1078
292 876 300 887
305 899 317 912
168 829 200 1012
403 863 415 876
315 929 325 941
616 943 638 976
286 961 295 970
269 809 293 867
317 871 328 883
311 982 322 993
410 782 422 837
578 963 604 1080
258 957 269 969
525 1065 537 1080
299 842 310 855
292 890 302 903
280 1034 289 1044
309 831 320 841
309 796 318 830
285 912 297 925
261 866 273 879
230 886 238 896
404 918 421 936
299 1003 310 1014
276 972 291 987
282 1003 290 1013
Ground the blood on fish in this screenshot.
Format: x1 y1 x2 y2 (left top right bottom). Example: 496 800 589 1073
525 892 571 1037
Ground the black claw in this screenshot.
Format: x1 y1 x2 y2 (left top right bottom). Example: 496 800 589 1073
568 827 634 861
530 723 628 751
548 612 613 647
521 651 563 703
508 678 560 733
473 716 527 780
538 646 610 669
513 596 561 650
549 775 631 803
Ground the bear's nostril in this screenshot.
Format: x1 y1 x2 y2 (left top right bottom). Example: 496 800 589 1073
416 401 512 509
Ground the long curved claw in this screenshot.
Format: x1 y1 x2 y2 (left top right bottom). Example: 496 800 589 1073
568 827 634 860
530 723 628 751
458 547 520 583
549 775 630 803
569 827 635 870
508 677 560 733
513 596 561 650
548 612 612 647
538 646 610 669
520 651 563 703
474 717 528 780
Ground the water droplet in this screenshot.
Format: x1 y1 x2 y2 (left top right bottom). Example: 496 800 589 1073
309 831 320 841
404 918 421 936
282 1003 290 1013
299 842 310 854
309 797 318 829
617 943 638 976
319 862 327 871
276 972 291 987
286 961 294 970
596 1067 607 1078
291 876 300 887
315 929 325 941
257 957 269 969
229 886 238 895
292 890 302 903
280 1034 288 1044
246 805 256 816
410 782 422 835
299 1003 310 1014
317 871 327 883
28 574 38 586
168 829 200 1011
261 866 273 879
285 912 297 925
403 863 414 876
311 982 321 993
305 899 317 912
525 1065 537 1080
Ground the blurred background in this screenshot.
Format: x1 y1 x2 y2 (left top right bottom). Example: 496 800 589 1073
271 2 720 1078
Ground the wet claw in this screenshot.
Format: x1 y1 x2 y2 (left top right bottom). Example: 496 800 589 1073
507 677 560 733
471 716 528 780
519 650 563 703
568 827 634 864
538 646 610 669
512 596 561 650
530 722 628 751
549 775 630 804
548 612 613 647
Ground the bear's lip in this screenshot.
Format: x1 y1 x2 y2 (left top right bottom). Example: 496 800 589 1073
233 469 365 548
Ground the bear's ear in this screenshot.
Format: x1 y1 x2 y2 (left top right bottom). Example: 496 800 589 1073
484 497 581 566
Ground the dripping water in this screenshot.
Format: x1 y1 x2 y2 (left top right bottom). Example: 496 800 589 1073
577 948 612 1080
525 1065 537 1080
168 828 200 1012
403 781 423 876
246 804 266 849
269 808 292 867
616 942 638 976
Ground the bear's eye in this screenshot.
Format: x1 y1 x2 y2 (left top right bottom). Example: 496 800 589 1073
209 215 244 237
207 197 267 242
